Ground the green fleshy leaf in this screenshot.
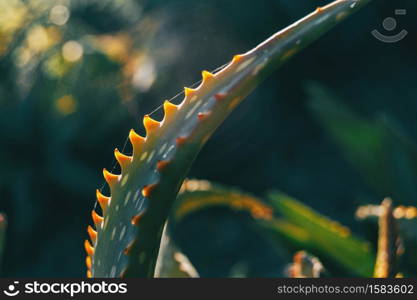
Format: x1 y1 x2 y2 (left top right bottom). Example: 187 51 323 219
88 0 373 277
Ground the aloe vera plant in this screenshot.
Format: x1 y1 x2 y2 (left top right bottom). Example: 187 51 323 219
173 179 273 222
85 0 372 278
172 182 375 277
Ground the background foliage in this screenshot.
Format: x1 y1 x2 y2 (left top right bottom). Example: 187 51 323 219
0 0 416 276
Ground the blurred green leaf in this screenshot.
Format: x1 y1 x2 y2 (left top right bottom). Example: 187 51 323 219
264 192 375 277
307 83 417 204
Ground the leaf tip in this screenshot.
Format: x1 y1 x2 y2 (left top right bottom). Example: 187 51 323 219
86 256 92 270
84 239 94 256
202 70 215 81
163 100 178 121
91 210 104 227
143 114 160 134
87 225 97 244
103 168 119 188
114 148 132 171
184 87 197 99
96 189 110 214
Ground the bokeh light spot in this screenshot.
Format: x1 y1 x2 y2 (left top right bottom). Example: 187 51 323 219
55 95 77 115
132 57 156 92
62 40 83 62
49 5 70 26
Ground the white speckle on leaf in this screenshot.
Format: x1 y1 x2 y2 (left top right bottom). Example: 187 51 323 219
147 151 155 163
110 265 116 277
159 143 167 155
111 227 117 240
140 152 148 161
103 216 109 230
185 101 202 120
121 174 129 186
119 226 126 241
235 56 256 73
134 190 140 202
124 191 132 206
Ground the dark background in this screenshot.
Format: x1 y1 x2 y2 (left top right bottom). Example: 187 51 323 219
0 0 416 276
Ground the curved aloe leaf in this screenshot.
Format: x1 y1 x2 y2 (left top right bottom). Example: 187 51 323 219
172 179 273 222
85 0 372 278
154 223 199 278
